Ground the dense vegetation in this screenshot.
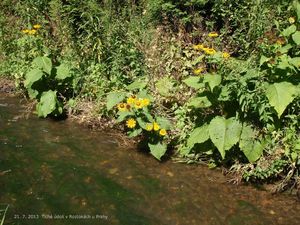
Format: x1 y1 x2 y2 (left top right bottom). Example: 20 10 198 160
1 0 300 192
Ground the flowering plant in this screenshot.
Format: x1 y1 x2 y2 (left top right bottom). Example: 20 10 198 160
107 90 171 160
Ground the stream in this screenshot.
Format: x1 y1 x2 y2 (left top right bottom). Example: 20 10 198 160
0 93 300 225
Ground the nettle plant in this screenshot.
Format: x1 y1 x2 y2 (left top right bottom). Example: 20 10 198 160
106 80 172 160
24 55 76 117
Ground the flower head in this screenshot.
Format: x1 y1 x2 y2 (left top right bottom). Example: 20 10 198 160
134 99 143 109
204 48 216 55
142 98 150 107
145 123 153 131
208 32 218 38
222 52 230 59
28 29 37 35
193 67 204 75
127 96 136 105
159 129 167 136
126 118 136 128
193 44 205 50
22 29 30 34
289 17 296 24
33 24 42 29
153 122 160 131
117 103 127 112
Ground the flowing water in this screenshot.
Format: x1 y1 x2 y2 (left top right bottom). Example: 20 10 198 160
0 93 300 225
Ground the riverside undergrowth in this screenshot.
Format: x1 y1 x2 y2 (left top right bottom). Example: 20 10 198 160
1 0 300 192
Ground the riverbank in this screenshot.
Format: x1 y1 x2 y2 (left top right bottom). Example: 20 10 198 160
1 76 299 198
0 93 300 225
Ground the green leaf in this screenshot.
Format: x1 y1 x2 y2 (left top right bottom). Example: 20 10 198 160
156 116 172 129
277 55 293 70
203 74 222 91
183 76 204 89
281 24 297 37
156 77 175 97
292 31 300 45
265 82 297 117
218 86 231 101
33 56 52 74
143 108 154 122
128 128 142 138
56 63 71 80
278 44 293 54
239 125 263 163
260 55 270 66
187 96 212 108
137 90 154 101
27 88 39 99
289 57 300 68
136 117 147 129
116 111 134 123
106 92 126 111
187 124 209 148
36 90 58 118
294 0 300 20
126 79 147 90
148 142 167 160
209 117 242 159
24 69 43 88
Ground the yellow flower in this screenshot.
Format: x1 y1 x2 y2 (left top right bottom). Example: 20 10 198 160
153 122 160 131
28 29 37 35
193 44 205 50
126 118 136 128
134 99 143 109
222 52 230 58
193 67 204 75
159 129 167 136
127 97 136 105
22 29 29 34
145 123 153 131
208 32 218 38
117 103 127 112
289 17 296 24
142 98 150 107
33 24 41 29
204 48 216 55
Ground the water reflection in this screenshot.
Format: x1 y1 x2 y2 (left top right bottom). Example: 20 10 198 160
0 94 299 225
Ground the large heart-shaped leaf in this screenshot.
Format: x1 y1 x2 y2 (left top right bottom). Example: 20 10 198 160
33 56 52 75
36 90 58 118
24 68 43 88
106 92 126 110
183 76 204 89
203 74 222 91
209 117 242 159
187 124 209 148
56 63 71 80
187 96 212 108
292 31 300 45
126 79 147 90
265 82 297 117
239 125 263 163
148 143 167 160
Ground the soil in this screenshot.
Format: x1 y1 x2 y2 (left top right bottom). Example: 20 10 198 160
0 77 15 93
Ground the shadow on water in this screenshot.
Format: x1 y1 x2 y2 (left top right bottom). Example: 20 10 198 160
0 94 300 225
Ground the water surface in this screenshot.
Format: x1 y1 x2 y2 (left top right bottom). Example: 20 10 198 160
0 94 299 225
